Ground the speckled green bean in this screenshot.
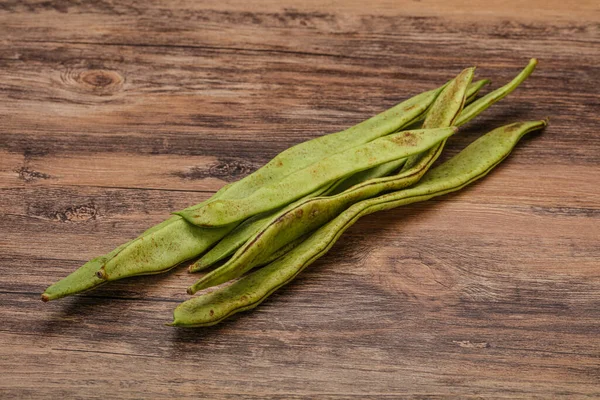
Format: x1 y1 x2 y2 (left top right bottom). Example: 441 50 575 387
327 78 490 196
187 68 474 292
191 79 491 272
175 80 492 226
177 125 458 229
41 191 233 301
42 81 456 301
179 85 449 214
171 120 547 327
186 58 538 291
455 58 537 126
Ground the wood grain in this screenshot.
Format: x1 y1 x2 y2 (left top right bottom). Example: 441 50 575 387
1 0 599 398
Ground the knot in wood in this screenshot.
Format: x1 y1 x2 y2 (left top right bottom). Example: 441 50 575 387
62 68 124 96
209 159 254 180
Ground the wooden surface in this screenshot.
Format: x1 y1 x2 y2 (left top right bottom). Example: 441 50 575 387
1 1 599 398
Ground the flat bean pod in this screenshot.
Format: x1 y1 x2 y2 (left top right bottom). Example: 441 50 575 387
178 126 458 228
97 128 456 284
42 81 457 301
42 197 229 301
190 181 340 273
176 80 487 224
171 120 547 327
192 79 491 271
180 85 448 213
327 78 491 195
187 68 474 291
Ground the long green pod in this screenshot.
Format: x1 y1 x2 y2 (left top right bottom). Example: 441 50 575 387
176 80 489 222
40 82 456 301
178 126 458 228
187 68 474 292
41 242 129 302
190 181 339 273
327 78 490 196
97 128 457 285
171 120 547 327
455 58 537 126
193 79 491 272
180 85 448 213
41 190 232 301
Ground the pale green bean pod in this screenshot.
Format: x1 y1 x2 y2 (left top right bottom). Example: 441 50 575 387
191 59 536 273
171 120 547 327
187 67 474 292
42 81 455 301
193 79 490 272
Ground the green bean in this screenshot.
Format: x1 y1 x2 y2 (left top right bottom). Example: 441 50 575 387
186 58 537 290
96 128 455 285
177 125 458 229
41 192 231 301
455 58 537 126
171 120 547 327
175 80 490 223
192 79 491 271
327 78 490 195
41 242 128 302
42 81 458 300
189 182 339 273
187 68 474 292
179 85 448 215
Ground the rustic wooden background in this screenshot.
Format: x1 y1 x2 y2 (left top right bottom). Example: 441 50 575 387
1 0 599 398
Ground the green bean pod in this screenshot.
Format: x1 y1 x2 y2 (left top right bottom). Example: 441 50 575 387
99 126 455 284
193 79 491 271
177 125 459 229
187 68 474 291
171 120 547 327
180 85 448 213
41 196 229 301
41 81 457 301
326 78 490 195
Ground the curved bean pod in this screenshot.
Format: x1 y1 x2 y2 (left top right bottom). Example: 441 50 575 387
41 81 456 300
190 181 340 273
327 78 490 195
187 68 474 291
180 85 447 213
41 194 230 301
171 120 547 327
178 125 458 228
193 78 491 271
455 58 537 126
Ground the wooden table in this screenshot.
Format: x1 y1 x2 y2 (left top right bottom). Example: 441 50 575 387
1 1 599 398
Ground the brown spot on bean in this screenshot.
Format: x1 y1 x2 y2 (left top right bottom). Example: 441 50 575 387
391 132 418 147
209 309 214 316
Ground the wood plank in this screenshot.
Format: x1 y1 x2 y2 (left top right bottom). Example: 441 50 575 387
0 0 599 398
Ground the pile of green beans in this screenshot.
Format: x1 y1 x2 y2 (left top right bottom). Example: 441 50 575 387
42 59 546 329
